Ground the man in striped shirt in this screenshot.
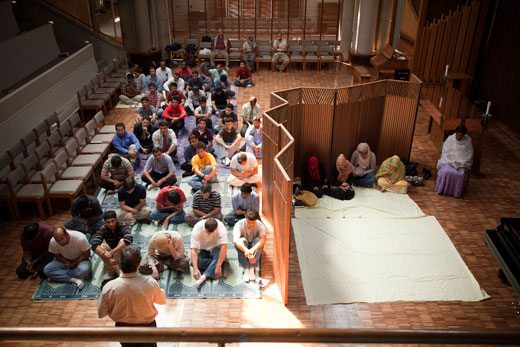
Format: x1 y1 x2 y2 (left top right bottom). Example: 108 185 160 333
185 183 222 227
92 211 133 280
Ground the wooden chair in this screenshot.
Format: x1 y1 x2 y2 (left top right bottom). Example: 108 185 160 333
67 113 83 137
0 154 11 183
304 45 319 71
7 142 26 170
74 128 111 156
83 84 112 110
40 160 86 211
90 79 117 106
319 45 336 70
53 149 96 187
257 45 273 72
229 39 243 65
58 120 75 147
46 131 63 155
102 65 125 84
289 45 304 71
20 131 38 157
6 167 47 219
93 111 116 134
33 121 49 146
169 39 186 61
44 112 60 134
33 142 54 170
20 153 43 183
84 119 114 143
77 87 105 122
96 73 121 94
198 41 212 65
64 138 102 169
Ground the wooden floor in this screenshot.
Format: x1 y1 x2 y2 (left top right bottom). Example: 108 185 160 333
1 64 520 346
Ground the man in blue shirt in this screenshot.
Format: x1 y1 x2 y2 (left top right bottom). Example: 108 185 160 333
112 122 140 164
224 183 259 226
245 116 262 158
213 75 235 97
143 67 164 93
141 147 177 189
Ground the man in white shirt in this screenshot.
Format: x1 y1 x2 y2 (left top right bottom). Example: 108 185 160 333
98 245 166 345
163 72 185 94
240 96 263 136
43 227 91 290
152 120 177 158
156 60 172 83
227 152 261 187
233 209 266 282
273 31 289 72
190 218 228 288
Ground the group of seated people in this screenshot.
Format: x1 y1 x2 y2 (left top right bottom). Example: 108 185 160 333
301 125 474 201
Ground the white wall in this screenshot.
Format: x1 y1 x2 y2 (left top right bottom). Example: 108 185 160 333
0 44 97 149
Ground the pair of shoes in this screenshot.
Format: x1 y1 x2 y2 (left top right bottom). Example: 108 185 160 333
423 168 432 180
182 171 194 177
103 272 118 281
243 269 250 282
152 220 159 226
138 218 151 225
247 84 252 88
223 157 231 166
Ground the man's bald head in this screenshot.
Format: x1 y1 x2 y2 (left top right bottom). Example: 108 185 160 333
53 227 70 246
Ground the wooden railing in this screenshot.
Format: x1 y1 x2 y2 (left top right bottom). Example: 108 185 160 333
1 327 520 345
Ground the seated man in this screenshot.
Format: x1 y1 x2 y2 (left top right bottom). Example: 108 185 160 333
245 116 262 158
176 61 192 82
43 227 91 290
119 73 141 106
17 223 54 279
91 210 133 280
163 72 185 95
143 66 164 93
162 97 187 136
211 86 229 113
209 63 228 83
194 96 214 129
214 103 238 133
186 70 204 92
233 209 266 282
64 195 104 234
150 185 187 228
234 60 253 87
240 96 263 137
273 31 289 72
139 230 189 280
100 155 134 195
214 75 235 97
185 86 204 114
436 125 473 198
165 82 185 104
210 28 230 68
156 60 172 83
181 135 198 176
199 58 214 85
190 118 215 154
112 122 140 164
190 218 228 288
185 183 222 227
224 183 259 226
141 147 177 189
189 142 218 190
214 117 244 166
227 152 261 188
144 83 163 119
135 96 157 124
133 116 155 156
116 177 152 226
152 120 177 159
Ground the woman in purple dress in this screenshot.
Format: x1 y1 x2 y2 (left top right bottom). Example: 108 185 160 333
436 125 473 198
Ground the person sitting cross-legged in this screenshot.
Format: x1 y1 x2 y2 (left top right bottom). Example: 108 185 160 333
139 231 189 280
233 209 265 283
100 156 134 195
211 86 229 113
185 182 223 227
145 83 164 119
162 97 187 137
116 177 152 226
141 147 177 189
190 218 228 288
16 223 54 280
350 142 377 187
214 117 244 167
152 120 177 160
181 135 198 177
190 118 215 154
43 227 91 290
119 73 141 106
135 96 157 124
234 60 253 87
133 116 155 156
112 122 140 164
214 103 238 133
376 155 408 194
324 154 356 200
193 97 214 129
240 97 262 137
227 152 261 188
91 210 133 280
150 186 187 228
245 116 262 158
188 142 218 191
224 183 259 226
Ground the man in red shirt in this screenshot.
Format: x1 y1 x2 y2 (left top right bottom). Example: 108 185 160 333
210 28 230 69
176 61 192 82
234 61 253 87
150 186 187 228
162 97 187 136
165 82 185 106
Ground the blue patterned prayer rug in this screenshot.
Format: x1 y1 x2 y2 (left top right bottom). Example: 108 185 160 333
31 175 262 300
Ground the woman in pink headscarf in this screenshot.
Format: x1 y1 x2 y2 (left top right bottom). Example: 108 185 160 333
350 143 377 186
324 154 355 200
301 156 326 198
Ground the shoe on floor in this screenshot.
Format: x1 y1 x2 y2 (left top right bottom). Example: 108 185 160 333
243 269 250 282
182 171 195 177
138 218 151 225
248 267 256 282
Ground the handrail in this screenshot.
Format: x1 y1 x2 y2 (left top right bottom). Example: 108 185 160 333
1 328 520 345
39 0 123 47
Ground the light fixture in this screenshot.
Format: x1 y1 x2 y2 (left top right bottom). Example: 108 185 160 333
114 17 120 23
11 0 16 4
84 40 90 44
48 20 54 25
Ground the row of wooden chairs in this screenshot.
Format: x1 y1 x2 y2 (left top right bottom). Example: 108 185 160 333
0 111 114 220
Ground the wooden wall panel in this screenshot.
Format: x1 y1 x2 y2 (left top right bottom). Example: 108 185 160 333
261 114 280 225
331 102 360 167
458 1 480 74
357 97 386 157
452 4 471 73
444 9 462 75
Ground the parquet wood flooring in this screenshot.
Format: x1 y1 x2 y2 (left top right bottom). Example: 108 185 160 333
1 64 519 346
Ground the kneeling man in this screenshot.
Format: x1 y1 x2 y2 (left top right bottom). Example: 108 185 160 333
190 218 228 288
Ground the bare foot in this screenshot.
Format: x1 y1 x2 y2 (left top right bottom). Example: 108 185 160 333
106 190 116 195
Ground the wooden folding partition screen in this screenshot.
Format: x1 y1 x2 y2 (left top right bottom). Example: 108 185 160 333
263 77 421 304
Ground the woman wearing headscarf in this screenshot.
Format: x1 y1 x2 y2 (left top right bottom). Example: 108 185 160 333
301 156 326 198
324 154 355 200
436 125 473 198
350 143 377 186
376 155 408 193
